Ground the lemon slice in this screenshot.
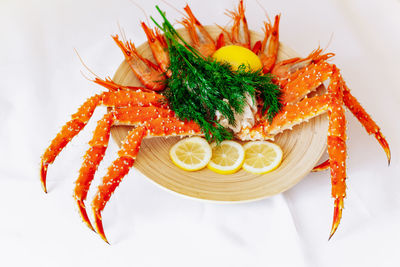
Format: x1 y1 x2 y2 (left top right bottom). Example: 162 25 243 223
242 141 283 174
170 137 212 171
207 141 245 175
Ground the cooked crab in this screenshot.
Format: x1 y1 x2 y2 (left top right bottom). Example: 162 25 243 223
40 0 390 243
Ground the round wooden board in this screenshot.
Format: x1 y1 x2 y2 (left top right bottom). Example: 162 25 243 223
111 26 328 202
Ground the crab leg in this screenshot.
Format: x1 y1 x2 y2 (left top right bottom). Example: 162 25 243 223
40 94 102 193
341 82 391 164
112 35 167 91
73 106 177 231
225 0 251 49
280 61 334 104
313 86 391 170
266 94 330 136
113 106 175 125
91 117 201 243
92 126 146 243
274 52 390 165
74 112 115 231
181 4 216 57
236 94 330 140
327 67 347 239
311 79 391 172
40 87 167 192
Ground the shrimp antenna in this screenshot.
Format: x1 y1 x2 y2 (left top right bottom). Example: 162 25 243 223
255 0 271 23
158 0 186 28
129 0 151 26
74 48 101 81
117 21 128 43
323 32 334 52
80 70 93 83
160 0 185 17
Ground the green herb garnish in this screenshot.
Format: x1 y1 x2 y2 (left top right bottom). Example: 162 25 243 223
152 6 281 142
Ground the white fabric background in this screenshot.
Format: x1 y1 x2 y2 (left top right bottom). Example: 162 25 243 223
1 0 400 266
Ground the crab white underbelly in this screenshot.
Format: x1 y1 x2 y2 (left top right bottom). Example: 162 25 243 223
215 92 257 134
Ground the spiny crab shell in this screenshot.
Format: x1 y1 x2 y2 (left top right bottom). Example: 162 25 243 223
40 0 390 243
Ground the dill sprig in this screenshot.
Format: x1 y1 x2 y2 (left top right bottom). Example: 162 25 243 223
152 6 282 142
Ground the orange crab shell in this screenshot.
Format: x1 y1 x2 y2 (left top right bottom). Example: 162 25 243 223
40 1 390 243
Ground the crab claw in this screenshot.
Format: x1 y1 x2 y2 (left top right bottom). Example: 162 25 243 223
40 162 49 193
375 132 391 165
91 154 136 244
94 209 109 244
76 199 95 232
329 197 344 240
312 159 330 172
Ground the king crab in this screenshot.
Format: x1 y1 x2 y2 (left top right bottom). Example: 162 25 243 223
40 0 390 243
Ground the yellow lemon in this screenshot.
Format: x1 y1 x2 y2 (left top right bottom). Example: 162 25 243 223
207 141 245 175
170 137 212 171
212 45 262 71
242 141 283 174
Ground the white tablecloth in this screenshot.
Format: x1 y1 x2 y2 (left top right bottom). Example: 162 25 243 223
1 0 400 266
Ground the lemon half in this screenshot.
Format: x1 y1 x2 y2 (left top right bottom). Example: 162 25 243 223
207 141 245 175
170 137 212 171
242 141 283 174
212 45 262 71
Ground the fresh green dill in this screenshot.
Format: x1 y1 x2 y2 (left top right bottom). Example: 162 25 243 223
152 6 282 142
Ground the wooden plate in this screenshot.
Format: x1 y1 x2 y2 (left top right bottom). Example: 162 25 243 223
111 26 328 202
